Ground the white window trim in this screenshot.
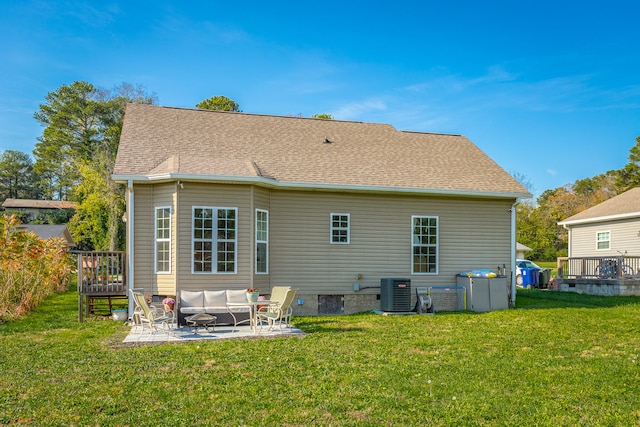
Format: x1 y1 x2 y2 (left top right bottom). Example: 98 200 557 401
255 209 269 274
154 206 172 274
330 213 350 244
596 230 611 251
191 206 238 274
411 215 439 275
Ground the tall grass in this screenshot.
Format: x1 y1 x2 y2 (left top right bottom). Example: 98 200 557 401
0 214 74 321
1 288 639 425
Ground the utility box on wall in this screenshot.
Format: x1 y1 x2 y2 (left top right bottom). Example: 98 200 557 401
380 278 411 312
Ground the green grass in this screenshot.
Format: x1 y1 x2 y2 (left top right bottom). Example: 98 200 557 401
2 287 640 426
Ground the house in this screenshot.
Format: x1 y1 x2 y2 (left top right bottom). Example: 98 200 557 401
558 187 640 257
112 104 530 314
516 242 533 260
1 198 77 223
16 224 76 248
557 188 640 296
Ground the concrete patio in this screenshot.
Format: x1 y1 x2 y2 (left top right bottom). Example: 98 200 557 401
124 322 305 343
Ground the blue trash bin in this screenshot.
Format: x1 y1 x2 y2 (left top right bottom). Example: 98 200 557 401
521 268 541 288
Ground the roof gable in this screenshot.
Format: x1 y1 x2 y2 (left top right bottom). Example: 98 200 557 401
113 104 529 198
559 187 640 226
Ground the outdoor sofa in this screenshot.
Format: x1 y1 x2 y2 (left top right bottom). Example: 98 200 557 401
177 289 251 326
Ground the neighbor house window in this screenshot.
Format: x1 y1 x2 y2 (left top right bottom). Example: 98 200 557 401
596 231 611 250
256 209 268 274
331 213 350 244
412 216 438 274
192 207 237 273
155 207 171 273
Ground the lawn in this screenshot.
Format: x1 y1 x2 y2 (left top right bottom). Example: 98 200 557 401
1 287 639 426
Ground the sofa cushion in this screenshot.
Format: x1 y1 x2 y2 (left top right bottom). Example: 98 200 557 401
180 306 205 314
179 290 204 309
226 289 247 303
204 290 226 307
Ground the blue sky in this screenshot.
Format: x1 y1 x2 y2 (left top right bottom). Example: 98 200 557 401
1 1 639 198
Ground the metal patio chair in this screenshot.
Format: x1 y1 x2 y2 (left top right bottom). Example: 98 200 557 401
130 289 174 335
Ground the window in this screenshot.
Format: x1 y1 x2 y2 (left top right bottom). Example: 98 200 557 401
155 207 171 273
412 216 438 274
331 213 350 244
256 209 268 274
596 231 611 250
192 207 237 273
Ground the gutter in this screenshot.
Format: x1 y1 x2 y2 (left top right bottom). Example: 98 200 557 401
111 173 532 200
558 211 640 227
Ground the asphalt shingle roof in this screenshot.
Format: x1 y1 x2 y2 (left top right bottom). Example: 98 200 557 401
17 224 75 246
2 199 77 209
559 187 640 225
113 104 529 197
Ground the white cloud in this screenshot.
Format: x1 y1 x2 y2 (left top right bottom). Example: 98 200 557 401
333 98 387 120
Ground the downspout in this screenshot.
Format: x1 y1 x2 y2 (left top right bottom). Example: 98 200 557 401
562 224 571 257
127 179 135 318
249 185 255 290
510 200 518 307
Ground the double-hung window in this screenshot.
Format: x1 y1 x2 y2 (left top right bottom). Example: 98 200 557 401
256 209 268 274
192 207 237 274
596 231 611 250
412 216 438 274
155 207 171 273
330 213 350 244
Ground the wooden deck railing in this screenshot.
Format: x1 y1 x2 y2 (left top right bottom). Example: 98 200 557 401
77 251 127 294
558 255 640 279
76 251 127 321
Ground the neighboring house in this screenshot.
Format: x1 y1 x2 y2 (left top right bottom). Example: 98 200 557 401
17 224 76 248
516 242 533 260
112 104 530 315
558 188 640 257
1 198 77 223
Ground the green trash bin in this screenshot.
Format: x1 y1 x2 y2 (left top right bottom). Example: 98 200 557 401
538 268 552 288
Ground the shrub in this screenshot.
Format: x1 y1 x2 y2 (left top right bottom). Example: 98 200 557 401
0 214 73 321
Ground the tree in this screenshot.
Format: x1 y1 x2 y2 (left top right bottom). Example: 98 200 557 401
33 81 156 250
311 113 333 120
516 171 622 260
616 136 640 191
0 150 38 201
33 81 107 199
196 96 240 112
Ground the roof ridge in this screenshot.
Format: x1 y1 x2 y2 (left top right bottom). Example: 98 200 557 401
400 129 463 137
129 103 391 127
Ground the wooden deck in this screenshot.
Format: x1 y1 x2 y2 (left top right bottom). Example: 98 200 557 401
557 256 640 296
77 251 127 321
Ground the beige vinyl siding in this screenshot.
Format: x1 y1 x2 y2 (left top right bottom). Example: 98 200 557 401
175 183 252 291
132 184 177 296
132 185 153 293
133 182 515 298
568 218 640 257
268 190 514 294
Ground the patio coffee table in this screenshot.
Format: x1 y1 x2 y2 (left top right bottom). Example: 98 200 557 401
185 313 217 333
